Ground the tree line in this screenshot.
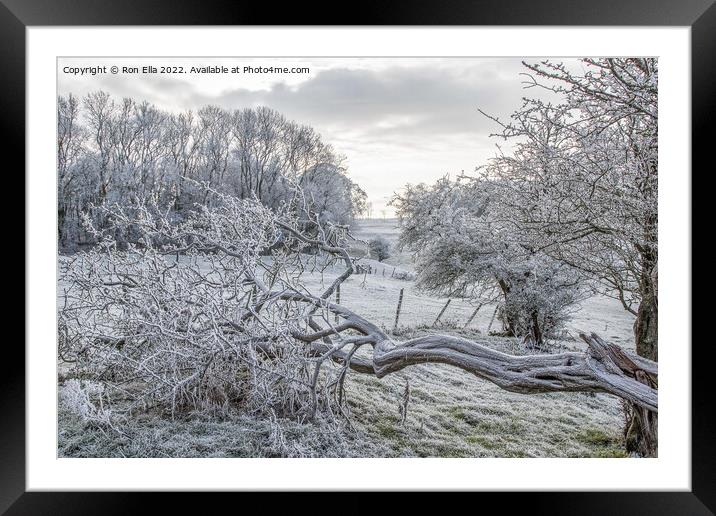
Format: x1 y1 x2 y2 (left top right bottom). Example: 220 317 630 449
58 92 367 251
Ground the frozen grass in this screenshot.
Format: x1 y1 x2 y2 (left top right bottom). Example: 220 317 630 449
58 329 629 458
341 331 627 458
57 218 636 458
58 408 373 458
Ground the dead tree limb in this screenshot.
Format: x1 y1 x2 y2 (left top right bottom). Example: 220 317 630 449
276 289 658 412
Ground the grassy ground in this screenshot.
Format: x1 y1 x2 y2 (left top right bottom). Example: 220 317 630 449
58 218 636 458
58 331 627 458
338 329 627 458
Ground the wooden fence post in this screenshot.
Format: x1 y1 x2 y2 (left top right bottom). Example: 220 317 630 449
487 304 499 333
433 299 452 327
464 303 483 328
393 288 404 332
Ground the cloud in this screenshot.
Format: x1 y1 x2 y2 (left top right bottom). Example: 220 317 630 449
186 61 530 143
58 57 572 214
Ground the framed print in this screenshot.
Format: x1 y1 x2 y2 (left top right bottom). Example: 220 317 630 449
6 0 713 511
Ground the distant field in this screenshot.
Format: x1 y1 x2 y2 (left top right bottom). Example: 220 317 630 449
348 217 415 269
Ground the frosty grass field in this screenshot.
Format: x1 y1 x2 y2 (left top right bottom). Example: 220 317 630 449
58 218 635 458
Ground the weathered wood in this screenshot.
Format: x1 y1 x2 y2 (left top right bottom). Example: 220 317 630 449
371 332 657 412
393 288 404 332
464 303 483 328
487 304 499 333
278 291 658 412
580 332 658 456
433 299 452 327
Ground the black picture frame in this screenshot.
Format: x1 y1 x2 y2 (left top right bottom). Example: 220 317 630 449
5 0 711 512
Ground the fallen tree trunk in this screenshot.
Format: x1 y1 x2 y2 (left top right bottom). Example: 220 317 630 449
288 293 658 413
307 309 659 455
371 333 657 412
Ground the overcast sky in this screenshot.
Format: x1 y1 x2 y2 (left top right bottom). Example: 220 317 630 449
59 57 575 216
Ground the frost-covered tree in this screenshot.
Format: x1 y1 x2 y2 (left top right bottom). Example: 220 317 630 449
393 176 585 346
58 93 88 250
479 58 658 455
164 110 201 212
196 105 232 201
367 236 391 263
300 162 367 226
481 58 658 361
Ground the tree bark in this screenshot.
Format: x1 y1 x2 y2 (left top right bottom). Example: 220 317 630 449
58 206 66 249
530 311 543 347
630 261 658 455
370 332 657 412
635 293 658 361
623 369 658 456
496 279 517 337
286 291 659 414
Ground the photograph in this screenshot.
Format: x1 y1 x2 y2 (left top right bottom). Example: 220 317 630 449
55 56 659 459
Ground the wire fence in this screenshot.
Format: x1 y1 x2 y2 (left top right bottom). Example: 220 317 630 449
300 256 635 350
315 259 587 347
329 268 502 335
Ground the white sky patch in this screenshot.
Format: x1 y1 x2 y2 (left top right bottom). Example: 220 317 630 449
58 56 573 215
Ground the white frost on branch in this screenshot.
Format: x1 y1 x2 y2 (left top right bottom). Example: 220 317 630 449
59 186 658 426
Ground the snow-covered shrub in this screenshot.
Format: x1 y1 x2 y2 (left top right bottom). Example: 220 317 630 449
59 379 114 428
59 187 361 422
393 176 586 344
496 257 583 345
393 271 415 281
368 236 391 262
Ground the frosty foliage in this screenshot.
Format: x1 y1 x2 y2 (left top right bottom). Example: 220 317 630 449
481 59 658 359
59 379 116 429
58 94 367 251
367 236 392 262
393 176 585 344
59 185 366 421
